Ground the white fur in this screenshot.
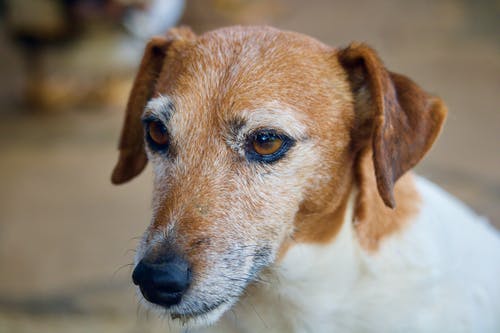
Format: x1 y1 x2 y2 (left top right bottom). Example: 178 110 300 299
187 176 500 333
144 95 174 121
240 102 309 139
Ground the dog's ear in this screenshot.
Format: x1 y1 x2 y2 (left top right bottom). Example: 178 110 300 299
111 27 196 185
338 43 447 208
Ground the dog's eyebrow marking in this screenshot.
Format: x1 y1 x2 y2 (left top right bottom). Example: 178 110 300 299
143 95 175 122
239 103 309 139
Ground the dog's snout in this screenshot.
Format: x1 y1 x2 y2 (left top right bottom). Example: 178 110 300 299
132 255 192 307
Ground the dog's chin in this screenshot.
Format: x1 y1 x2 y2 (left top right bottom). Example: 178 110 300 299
169 301 233 328
138 292 234 329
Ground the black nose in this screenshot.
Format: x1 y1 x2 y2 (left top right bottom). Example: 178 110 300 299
132 255 191 307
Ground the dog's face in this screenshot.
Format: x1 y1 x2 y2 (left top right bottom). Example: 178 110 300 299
112 26 446 326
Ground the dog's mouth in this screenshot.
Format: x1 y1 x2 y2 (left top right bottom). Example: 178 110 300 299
169 299 228 322
138 292 238 328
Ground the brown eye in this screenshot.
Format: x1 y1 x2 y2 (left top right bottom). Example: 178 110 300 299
252 132 283 156
147 121 169 147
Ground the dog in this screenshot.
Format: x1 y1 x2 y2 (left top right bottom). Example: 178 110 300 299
111 26 500 333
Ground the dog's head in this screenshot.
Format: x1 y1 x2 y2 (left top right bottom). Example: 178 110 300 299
111 26 446 326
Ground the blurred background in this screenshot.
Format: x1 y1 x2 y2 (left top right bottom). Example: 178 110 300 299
0 0 498 332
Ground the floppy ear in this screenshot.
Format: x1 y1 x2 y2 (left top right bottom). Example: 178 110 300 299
338 43 447 208
111 27 195 185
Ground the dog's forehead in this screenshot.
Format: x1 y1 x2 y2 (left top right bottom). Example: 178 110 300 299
196 26 331 69
155 26 349 123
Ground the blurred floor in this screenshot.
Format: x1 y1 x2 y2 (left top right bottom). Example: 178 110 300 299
0 0 499 332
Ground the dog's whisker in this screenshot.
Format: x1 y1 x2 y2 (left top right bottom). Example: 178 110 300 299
111 262 134 281
123 248 137 256
247 299 269 329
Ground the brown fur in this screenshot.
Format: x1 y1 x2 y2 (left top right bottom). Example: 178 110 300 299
111 36 169 184
338 43 447 208
294 186 352 244
335 43 447 250
111 27 196 184
354 148 421 251
111 27 447 313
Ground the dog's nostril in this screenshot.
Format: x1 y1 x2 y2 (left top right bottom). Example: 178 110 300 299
132 256 191 307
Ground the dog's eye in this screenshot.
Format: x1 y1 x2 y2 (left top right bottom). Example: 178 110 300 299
252 132 283 155
147 121 169 148
247 130 294 163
